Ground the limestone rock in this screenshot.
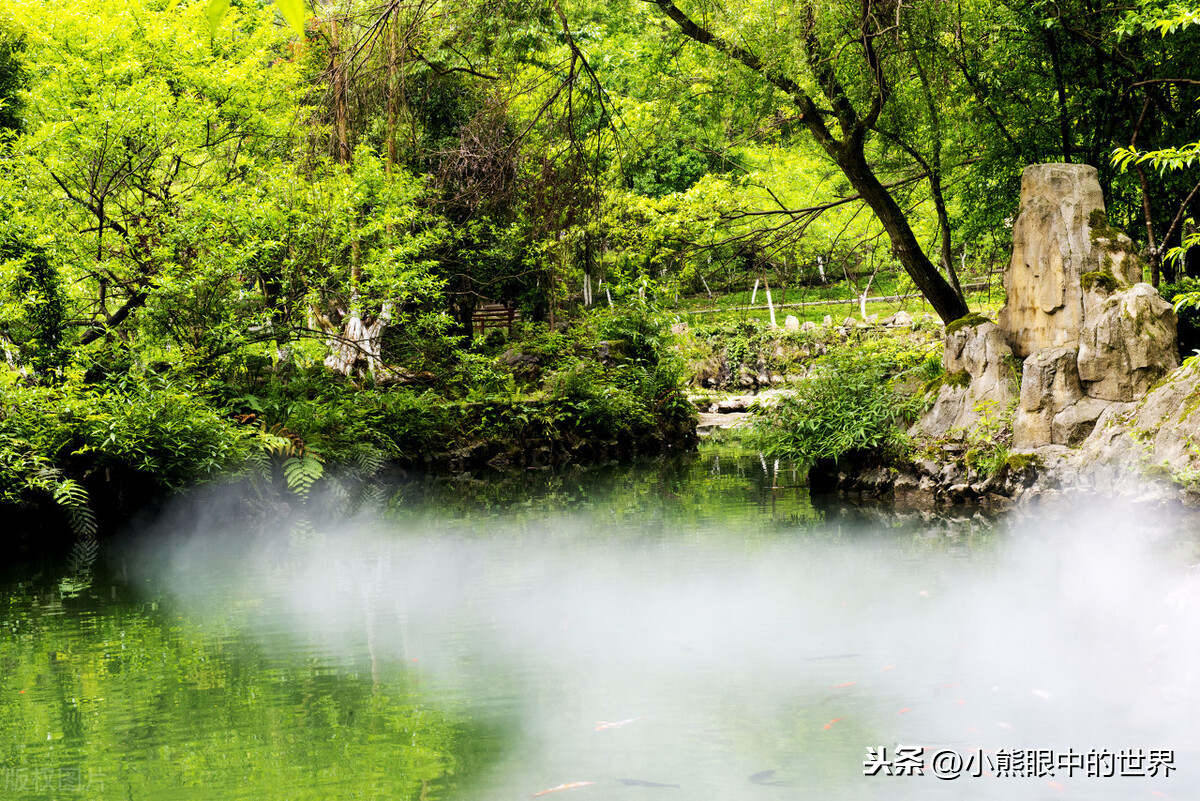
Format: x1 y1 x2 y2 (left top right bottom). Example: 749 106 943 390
913 321 1018 440
1018 347 1083 412
1051 396 1109 447
1079 363 1200 475
1077 283 1178 402
670 321 689 335
784 315 800 331
823 315 833 326
1013 347 1082 449
800 320 817 332
892 310 913 328
999 163 1106 357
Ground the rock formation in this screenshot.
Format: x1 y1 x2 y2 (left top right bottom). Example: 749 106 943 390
998 163 1142 358
918 163 1177 450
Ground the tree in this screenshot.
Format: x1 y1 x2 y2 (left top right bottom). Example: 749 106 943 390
1113 2 1200 286
644 0 969 322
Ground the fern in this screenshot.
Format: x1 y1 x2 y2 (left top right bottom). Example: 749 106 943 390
324 475 351 514
245 447 273 480
65 535 99 578
258 422 304 458
52 478 97 537
357 483 389 511
353 446 386 477
282 454 324 498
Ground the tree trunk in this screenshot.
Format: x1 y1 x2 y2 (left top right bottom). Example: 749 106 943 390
838 149 969 322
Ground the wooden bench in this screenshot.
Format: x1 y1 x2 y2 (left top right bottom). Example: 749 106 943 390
472 303 522 337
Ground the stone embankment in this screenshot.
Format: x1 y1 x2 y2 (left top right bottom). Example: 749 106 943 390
692 389 795 435
828 163 1197 509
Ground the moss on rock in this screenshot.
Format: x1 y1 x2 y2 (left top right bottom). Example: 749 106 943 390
944 312 994 336
1081 267 1120 294
944 370 971 388
1005 452 1044 472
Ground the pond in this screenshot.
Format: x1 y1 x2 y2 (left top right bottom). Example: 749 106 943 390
1 444 1197 800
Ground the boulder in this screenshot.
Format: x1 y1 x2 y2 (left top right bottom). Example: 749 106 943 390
1077 363 1200 476
1077 283 1178 402
913 321 1018 440
800 320 817 332
1051 396 1110 447
784 315 800 331
1012 347 1082 448
892 310 913 328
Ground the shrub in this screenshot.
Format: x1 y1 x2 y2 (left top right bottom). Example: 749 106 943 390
748 349 918 464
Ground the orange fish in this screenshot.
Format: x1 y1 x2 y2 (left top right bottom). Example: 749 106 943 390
828 682 857 689
897 708 911 715
594 717 645 731
881 665 896 671
1048 780 1065 793
531 782 596 797
1150 792 1169 798
823 717 844 730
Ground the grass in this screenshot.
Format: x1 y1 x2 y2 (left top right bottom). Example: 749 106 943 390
675 285 1003 329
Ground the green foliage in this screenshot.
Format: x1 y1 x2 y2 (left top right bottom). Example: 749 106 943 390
0 224 68 375
0 20 24 136
748 350 919 464
1162 277 1200 358
0 374 253 491
944 370 971 389
959 400 1013 478
281 453 324 499
596 303 672 367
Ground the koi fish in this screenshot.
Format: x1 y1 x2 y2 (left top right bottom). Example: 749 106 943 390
1150 791 1170 798
881 665 896 671
616 778 680 788
823 717 844 730
595 717 645 731
748 770 785 786
828 681 857 689
897 708 911 715
1048 780 1065 793
531 782 596 797
803 653 859 661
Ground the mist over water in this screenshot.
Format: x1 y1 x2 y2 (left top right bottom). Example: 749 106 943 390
127 487 1200 800
3 450 1198 799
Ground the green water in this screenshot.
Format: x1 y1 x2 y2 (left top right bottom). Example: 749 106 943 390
1 445 1195 800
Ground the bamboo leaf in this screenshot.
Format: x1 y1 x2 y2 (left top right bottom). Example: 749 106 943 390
275 0 307 37
207 0 230 35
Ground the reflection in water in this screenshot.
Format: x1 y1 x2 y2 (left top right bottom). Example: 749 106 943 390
2 447 1199 800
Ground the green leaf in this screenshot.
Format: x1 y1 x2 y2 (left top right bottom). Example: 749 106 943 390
275 0 307 37
206 0 230 35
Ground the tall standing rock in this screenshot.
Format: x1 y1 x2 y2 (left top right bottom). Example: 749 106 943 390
999 164 1140 358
